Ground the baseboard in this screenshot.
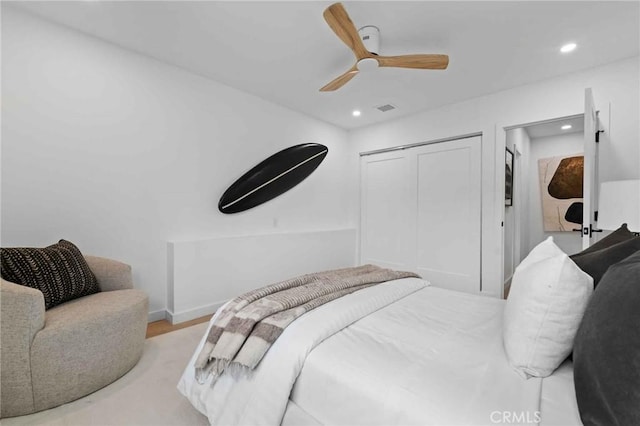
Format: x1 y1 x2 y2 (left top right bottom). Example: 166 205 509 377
148 310 167 323
166 301 225 325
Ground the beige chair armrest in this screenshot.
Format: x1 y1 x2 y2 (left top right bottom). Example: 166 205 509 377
1 279 46 416
84 256 133 292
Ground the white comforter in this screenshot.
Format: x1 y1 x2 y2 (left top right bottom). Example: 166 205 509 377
289 285 544 425
178 277 427 425
179 278 580 425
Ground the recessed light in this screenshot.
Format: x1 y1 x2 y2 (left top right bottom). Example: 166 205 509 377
352 110 361 117
561 124 572 130
560 43 577 53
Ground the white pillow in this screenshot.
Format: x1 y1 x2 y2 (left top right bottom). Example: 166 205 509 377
503 237 593 379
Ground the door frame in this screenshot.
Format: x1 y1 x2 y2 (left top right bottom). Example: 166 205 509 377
358 131 483 157
496 111 593 298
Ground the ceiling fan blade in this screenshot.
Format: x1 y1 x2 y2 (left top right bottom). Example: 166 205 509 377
377 54 449 70
320 66 359 92
323 3 371 60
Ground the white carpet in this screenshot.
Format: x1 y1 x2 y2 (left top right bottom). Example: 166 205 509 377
3 323 210 426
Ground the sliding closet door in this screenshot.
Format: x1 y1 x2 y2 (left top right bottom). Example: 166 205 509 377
360 136 482 293
413 136 481 293
360 150 414 270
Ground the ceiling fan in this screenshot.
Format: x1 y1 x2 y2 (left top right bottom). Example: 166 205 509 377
320 2 449 92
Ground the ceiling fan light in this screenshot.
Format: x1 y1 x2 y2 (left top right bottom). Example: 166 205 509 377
357 57 380 72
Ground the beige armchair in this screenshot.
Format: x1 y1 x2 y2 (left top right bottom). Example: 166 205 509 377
0 256 148 418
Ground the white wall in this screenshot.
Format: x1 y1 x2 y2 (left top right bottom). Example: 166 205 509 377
504 127 531 283
348 56 640 297
168 229 356 323
1 8 355 318
514 129 532 266
527 131 585 256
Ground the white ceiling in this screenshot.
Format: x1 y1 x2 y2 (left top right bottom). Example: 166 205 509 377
9 1 640 130
524 115 585 139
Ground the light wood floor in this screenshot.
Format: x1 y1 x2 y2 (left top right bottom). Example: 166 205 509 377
146 315 210 338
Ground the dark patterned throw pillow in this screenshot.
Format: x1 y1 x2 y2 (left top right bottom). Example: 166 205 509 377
0 240 100 309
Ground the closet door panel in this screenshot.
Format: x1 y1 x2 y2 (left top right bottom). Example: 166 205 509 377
414 137 482 293
360 152 413 270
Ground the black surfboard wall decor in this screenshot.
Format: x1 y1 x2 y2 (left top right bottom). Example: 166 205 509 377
218 143 328 214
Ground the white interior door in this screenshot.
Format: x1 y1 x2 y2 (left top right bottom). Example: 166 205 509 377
360 136 482 294
360 150 413 270
413 137 482 293
583 88 598 249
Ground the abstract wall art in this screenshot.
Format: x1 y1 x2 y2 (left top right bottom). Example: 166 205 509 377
538 154 584 231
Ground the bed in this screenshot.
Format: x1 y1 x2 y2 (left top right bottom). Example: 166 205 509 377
178 277 581 425
177 225 640 425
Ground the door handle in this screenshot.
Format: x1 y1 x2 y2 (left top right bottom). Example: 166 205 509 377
573 225 603 236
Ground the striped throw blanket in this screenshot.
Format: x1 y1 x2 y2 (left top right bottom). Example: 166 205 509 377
195 264 419 383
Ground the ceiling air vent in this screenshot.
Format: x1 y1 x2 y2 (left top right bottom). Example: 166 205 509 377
376 104 397 113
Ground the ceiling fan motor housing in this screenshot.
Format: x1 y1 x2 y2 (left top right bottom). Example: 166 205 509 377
358 26 380 55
